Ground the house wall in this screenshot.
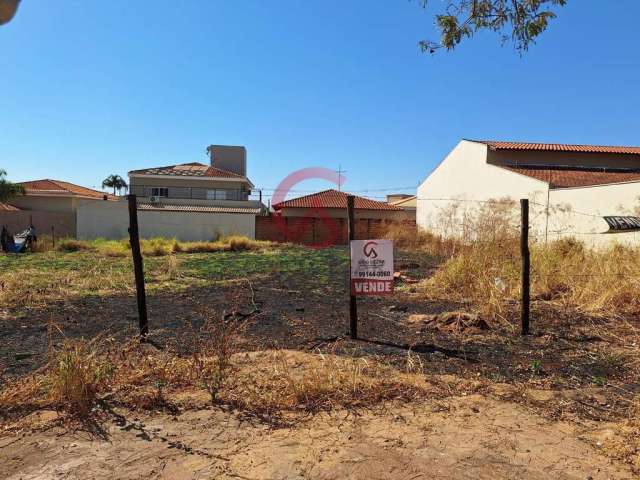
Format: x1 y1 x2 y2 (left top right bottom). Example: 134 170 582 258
488 149 640 169
545 182 640 247
0 210 76 238
77 200 256 241
9 196 77 213
278 207 411 221
417 140 640 247
129 175 248 191
417 140 548 236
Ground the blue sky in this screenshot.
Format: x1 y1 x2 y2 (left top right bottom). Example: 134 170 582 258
1 1 639 200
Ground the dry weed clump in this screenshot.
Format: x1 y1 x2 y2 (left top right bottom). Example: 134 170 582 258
48 235 271 257
226 349 429 416
383 223 459 257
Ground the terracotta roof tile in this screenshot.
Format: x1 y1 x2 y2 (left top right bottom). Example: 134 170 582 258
273 189 402 211
475 140 640 155
129 162 245 179
502 166 640 188
0 202 19 211
18 180 117 200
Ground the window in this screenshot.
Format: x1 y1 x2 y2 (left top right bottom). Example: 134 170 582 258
151 187 168 197
206 189 227 200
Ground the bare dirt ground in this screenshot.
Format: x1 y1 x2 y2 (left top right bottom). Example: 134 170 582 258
1 248 639 478
2 388 634 480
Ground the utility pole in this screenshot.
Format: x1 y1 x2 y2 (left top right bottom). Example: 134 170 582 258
336 164 347 191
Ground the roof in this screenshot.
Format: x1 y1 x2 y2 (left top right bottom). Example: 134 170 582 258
0 202 19 211
137 203 260 214
474 140 640 156
273 189 403 211
129 162 247 180
18 180 117 200
389 195 417 208
502 166 640 188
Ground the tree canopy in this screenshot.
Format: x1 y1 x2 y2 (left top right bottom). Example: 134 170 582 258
419 0 567 54
0 169 24 203
102 174 128 196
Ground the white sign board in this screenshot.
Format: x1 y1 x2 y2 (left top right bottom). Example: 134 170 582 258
350 239 394 296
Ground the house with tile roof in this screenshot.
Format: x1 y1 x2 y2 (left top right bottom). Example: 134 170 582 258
77 145 264 240
11 179 115 213
417 139 640 246
272 189 410 221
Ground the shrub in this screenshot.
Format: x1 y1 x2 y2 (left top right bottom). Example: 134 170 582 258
56 239 92 252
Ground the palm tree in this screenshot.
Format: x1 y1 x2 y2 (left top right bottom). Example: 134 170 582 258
0 169 24 202
102 174 128 196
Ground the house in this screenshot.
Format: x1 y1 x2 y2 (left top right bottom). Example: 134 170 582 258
255 189 411 245
386 194 417 219
12 179 115 213
272 189 408 220
0 179 116 238
417 139 640 246
77 145 264 240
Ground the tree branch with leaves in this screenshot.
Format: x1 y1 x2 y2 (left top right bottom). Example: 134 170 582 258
419 0 567 54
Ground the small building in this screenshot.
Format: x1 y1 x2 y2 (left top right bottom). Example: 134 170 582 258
0 179 115 238
273 189 408 220
417 139 640 246
387 194 417 220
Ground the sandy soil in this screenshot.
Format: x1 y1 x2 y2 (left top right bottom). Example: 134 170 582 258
2 392 633 480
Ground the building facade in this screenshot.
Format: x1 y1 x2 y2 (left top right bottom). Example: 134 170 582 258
417 140 640 247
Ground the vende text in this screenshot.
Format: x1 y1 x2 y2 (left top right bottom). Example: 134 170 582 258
351 279 393 295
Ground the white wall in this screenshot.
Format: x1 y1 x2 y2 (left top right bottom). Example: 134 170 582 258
417 140 548 237
77 200 256 241
546 182 640 247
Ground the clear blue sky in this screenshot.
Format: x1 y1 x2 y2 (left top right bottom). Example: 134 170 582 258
1 1 639 200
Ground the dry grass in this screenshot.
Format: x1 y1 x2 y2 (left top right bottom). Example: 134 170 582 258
49 235 272 257
0 327 429 424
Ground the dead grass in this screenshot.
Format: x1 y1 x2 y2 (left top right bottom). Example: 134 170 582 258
0 329 429 424
49 235 272 257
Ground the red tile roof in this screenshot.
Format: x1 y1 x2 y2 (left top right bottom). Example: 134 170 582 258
503 166 640 188
18 180 117 200
475 140 640 155
129 162 246 179
0 202 19 211
273 189 403 211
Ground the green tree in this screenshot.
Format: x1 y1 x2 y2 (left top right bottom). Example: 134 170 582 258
101 174 128 196
419 0 567 54
0 169 24 202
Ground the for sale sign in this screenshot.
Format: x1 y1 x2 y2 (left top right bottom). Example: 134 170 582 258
350 239 394 296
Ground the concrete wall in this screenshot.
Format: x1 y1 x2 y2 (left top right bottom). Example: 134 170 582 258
77 200 256 241
0 210 76 238
9 195 77 213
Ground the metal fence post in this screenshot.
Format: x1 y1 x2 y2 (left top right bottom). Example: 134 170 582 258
521 198 530 335
347 195 358 339
127 194 148 338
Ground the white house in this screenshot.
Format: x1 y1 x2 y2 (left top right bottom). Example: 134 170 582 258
417 140 640 246
77 145 265 240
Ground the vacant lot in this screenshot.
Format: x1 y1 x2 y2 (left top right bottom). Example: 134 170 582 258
1 240 639 479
